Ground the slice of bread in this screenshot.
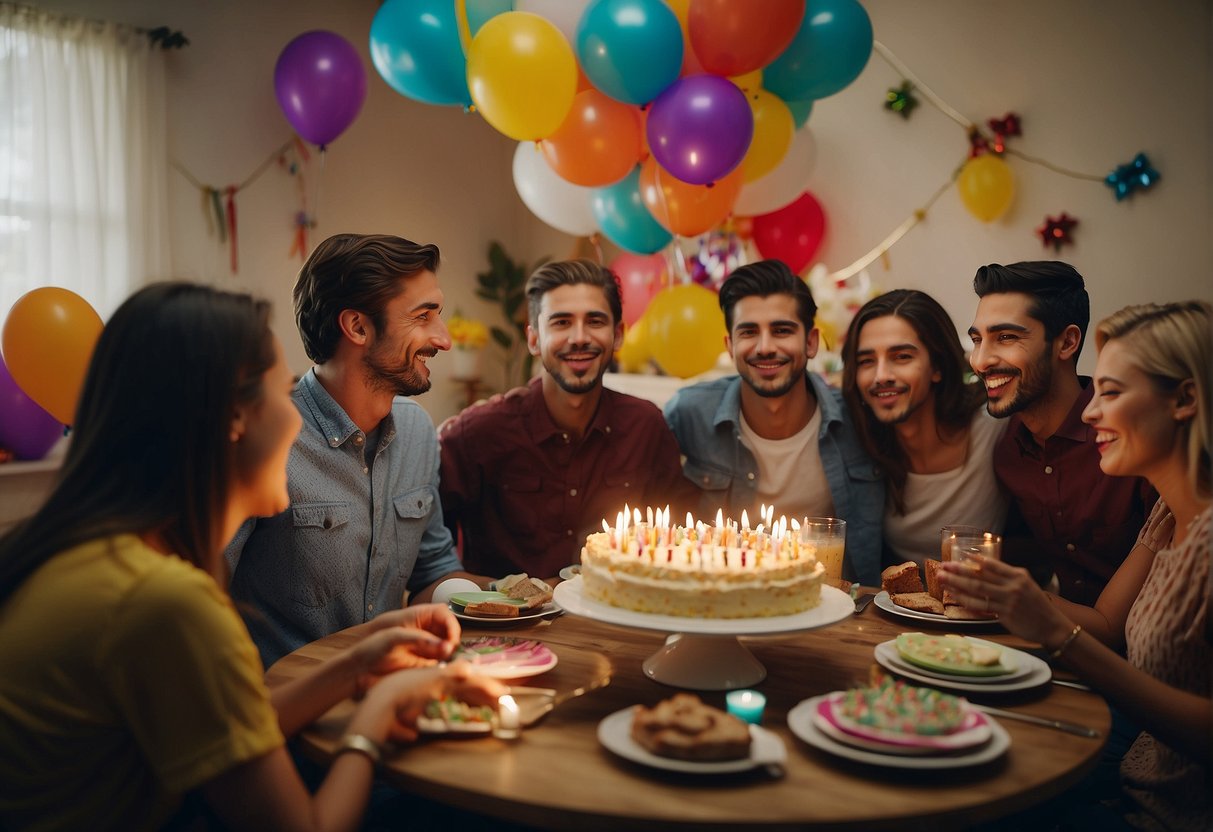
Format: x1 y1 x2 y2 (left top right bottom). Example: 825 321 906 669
924 559 943 600
463 600 520 618
891 592 945 615
630 693 751 761
501 576 554 609
944 603 997 621
881 561 924 595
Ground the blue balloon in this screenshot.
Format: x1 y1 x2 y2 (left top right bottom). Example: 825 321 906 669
370 0 510 106
592 167 673 254
765 0 873 102
576 0 683 105
787 98 814 129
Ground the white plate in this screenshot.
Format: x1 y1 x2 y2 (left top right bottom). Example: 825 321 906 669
558 565 581 582
452 603 562 626
451 637 558 679
889 636 1036 683
554 579 854 636
597 707 786 774
788 695 1011 769
873 591 1000 627
874 641 1052 693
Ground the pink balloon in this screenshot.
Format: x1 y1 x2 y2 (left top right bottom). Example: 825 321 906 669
610 252 667 325
751 190 827 274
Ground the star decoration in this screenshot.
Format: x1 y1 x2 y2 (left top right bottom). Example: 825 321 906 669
884 81 919 119
1037 212 1078 252
967 127 989 158
987 112 1021 153
1105 153 1161 201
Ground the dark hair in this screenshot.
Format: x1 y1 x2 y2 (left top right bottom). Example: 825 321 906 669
973 261 1090 362
718 260 817 332
842 290 986 514
0 283 275 603
525 259 624 326
294 233 440 363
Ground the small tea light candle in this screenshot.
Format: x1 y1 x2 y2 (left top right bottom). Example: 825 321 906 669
494 694 520 740
725 689 766 724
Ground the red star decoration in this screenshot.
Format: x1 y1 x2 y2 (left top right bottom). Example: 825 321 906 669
968 127 989 158
987 113 1022 153
1037 212 1078 252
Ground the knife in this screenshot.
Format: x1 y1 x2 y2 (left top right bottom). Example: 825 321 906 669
853 594 876 615
508 676 612 726
973 704 1102 738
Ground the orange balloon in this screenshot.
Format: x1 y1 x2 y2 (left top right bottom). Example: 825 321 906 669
639 156 744 237
540 90 643 187
1 287 103 424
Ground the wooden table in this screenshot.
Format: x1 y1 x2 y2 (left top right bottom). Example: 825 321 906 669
267 594 1110 831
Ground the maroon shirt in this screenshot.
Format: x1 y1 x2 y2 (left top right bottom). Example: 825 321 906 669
994 378 1154 605
439 378 700 578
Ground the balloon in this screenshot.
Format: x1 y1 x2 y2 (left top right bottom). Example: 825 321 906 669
734 125 816 216
517 0 593 44
592 167 673 253
645 284 727 378
662 0 706 76
764 0 873 101
786 98 813 129
467 12 578 141
958 155 1016 222
466 0 514 35
274 31 367 146
741 88 794 182
751 190 827 274
688 0 805 76
0 355 62 460
611 252 668 325
2 287 103 425
729 69 763 93
577 0 683 105
615 314 652 372
647 74 753 185
639 156 744 237
512 142 598 236
540 90 643 186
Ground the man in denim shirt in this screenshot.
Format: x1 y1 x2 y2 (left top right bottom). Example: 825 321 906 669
664 261 884 586
226 234 486 667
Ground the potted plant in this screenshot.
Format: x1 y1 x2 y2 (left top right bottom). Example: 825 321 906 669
474 241 548 388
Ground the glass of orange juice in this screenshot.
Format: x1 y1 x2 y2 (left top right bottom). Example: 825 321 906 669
801 517 847 586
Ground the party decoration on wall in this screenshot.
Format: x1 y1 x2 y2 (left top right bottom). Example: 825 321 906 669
884 81 917 118
1037 212 1078 252
1105 153 1160 201
540 89 643 187
764 0 874 102
751 191 827 274
644 283 726 378
687 0 806 77
646 74 753 185
591 167 673 254
274 31 367 147
1 287 103 425
576 0 684 106
0 355 63 461
957 154 1015 222
986 112 1021 153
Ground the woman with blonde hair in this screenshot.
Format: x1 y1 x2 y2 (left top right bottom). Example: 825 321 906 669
942 300 1211 830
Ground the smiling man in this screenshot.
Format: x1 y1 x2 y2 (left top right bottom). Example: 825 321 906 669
969 261 1152 604
226 234 486 668
664 260 883 586
439 260 697 578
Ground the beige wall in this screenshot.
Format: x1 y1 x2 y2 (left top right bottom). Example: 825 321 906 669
23 0 1213 425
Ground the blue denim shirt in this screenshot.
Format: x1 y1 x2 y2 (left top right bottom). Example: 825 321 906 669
664 372 885 585
226 370 462 668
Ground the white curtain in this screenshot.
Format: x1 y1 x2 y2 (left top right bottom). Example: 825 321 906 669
0 3 170 321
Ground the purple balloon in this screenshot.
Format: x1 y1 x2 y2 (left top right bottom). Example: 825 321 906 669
646 74 754 185
274 30 368 147
0 355 62 460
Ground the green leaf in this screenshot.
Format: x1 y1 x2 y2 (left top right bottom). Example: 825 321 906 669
490 327 513 349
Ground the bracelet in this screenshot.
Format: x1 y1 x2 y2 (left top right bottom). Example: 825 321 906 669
1047 624 1083 660
334 733 381 765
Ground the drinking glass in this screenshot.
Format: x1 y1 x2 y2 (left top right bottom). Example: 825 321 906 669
940 524 983 562
801 517 847 586
948 531 1002 567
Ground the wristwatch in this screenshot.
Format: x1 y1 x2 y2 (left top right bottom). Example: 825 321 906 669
335 733 381 765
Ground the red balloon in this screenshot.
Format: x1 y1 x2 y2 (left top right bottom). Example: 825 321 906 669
610 252 667 325
751 190 827 273
688 0 806 76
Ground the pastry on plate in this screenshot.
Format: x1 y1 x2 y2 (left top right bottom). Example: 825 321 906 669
630 693 751 761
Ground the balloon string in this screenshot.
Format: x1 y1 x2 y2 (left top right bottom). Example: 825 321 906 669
225 186 238 274
455 0 471 56
313 147 327 235
1003 147 1104 182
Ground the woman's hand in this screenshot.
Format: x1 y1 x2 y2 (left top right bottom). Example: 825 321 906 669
1139 503 1175 553
347 605 462 696
358 662 507 744
938 556 1074 647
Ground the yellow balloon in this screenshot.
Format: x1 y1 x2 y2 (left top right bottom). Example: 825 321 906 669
467 11 577 141
958 155 1015 222
741 88 794 183
729 70 763 93
616 315 651 373
645 284 726 379
2 287 104 424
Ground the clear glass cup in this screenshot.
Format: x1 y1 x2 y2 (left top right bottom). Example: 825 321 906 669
940 524 984 562
800 517 847 586
948 530 1002 567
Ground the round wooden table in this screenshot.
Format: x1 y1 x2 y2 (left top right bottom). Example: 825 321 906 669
267 594 1111 831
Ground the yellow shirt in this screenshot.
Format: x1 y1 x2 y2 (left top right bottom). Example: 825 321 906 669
0 534 284 831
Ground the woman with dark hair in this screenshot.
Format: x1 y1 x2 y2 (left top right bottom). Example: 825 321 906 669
0 283 502 831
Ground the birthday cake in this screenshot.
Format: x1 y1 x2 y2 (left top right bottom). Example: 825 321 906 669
580 509 825 619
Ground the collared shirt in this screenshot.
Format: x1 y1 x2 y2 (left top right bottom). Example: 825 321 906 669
226 369 461 668
664 372 885 586
994 378 1153 605
439 377 699 578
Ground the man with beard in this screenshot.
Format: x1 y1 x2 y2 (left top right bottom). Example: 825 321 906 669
841 290 1008 570
226 234 487 668
968 261 1152 604
664 260 884 586
438 260 696 578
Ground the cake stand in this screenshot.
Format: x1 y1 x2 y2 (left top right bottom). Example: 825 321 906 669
551 579 853 691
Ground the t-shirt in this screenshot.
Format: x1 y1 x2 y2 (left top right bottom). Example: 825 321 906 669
0 535 283 831
739 404 835 522
883 408 1010 568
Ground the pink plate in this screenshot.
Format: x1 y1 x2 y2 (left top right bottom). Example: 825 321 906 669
451 637 558 679
816 694 992 752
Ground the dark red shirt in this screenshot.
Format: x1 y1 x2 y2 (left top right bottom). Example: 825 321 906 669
439 378 700 578
994 378 1154 605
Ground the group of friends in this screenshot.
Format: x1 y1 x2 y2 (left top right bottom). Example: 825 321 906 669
0 231 1207 831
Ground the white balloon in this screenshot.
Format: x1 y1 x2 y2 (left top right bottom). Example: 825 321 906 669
516 0 592 46
734 126 817 217
512 141 599 236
